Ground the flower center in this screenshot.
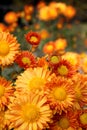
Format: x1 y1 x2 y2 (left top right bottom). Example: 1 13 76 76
53 87 66 101
50 56 59 64
22 57 31 65
59 117 70 129
58 65 68 76
30 36 38 43
22 103 40 122
29 77 45 90
0 41 10 56
80 113 87 125
0 85 5 97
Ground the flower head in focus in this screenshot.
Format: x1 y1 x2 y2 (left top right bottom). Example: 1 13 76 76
0 31 20 66
5 91 52 130
53 59 76 77
45 76 75 114
15 67 53 94
15 51 36 69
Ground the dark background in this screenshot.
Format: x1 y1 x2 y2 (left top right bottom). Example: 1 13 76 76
0 0 87 22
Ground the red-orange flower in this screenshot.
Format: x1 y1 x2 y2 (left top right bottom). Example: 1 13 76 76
25 31 41 46
15 51 36 69
53 59 76 77
78 109 87 129
49 110 79 130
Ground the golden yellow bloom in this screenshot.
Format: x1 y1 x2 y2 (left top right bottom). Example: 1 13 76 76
62 52 81 70
38 6 50 21
48 7 58 20
54 38 67 51
45 76 75 114
5 91 52 130
56 2 67 14
15 67 53 93
0 31 20 66
0 77 14 110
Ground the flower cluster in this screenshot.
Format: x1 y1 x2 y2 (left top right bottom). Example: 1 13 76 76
0 1 76 32
0 30 87 130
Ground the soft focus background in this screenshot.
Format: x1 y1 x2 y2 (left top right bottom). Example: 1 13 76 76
0 0 87 56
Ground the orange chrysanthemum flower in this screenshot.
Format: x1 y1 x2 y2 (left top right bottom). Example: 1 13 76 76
0 77 14 110
53 59 76 77
45 76 75 114
72 73 87 108
0 31 20 66
4 11 18 24
43 41 55 54
15 51 36 69
15 67 53 93
62 52 81 70
38 6 50 21
49 110 79 130
25 31 41 46
63 6 76 19
48 7 58 20
5 91 52 130
78 109 87 129
54 38 67 51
